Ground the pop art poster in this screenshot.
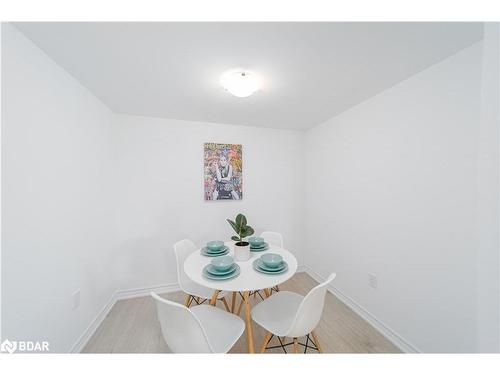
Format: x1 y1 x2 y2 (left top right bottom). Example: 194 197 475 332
204 143 242 200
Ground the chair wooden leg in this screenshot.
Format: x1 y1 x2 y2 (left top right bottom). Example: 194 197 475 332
260 331 273 353
221 297 231 312
184 294 192 307
293 338 299 353
209 290 219 306
310 331 323 353
243 291 255 353
231 291 237 313
236 298 244 315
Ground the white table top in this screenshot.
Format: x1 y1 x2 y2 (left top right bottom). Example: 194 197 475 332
184 242 298 292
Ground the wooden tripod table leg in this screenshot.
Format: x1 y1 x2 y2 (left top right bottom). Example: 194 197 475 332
243 291 255 353
209 290 219 306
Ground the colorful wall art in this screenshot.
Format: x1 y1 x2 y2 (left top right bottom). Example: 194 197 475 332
204 143 243 201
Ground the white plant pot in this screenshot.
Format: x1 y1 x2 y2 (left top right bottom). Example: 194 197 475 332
233 242 251 262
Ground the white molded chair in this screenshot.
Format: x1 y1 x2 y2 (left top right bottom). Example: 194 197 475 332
251 273 336 353
260 231 284 248
151 292 245 353
174 239 230 311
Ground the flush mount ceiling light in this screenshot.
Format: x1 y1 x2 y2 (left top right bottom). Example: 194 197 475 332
220 70 262 98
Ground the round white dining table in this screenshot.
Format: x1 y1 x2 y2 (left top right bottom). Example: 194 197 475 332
184 241 298 353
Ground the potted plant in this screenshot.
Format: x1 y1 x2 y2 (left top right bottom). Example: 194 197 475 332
227 213 254 261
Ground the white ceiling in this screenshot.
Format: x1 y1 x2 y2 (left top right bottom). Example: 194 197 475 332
14 22 483 130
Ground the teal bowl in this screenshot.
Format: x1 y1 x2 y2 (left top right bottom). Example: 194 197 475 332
248 236 264 246
261 253 283 269
207 240 224 251
211 255 234 271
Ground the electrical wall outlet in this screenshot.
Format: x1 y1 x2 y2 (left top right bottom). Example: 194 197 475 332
368 273 378 289
72 290 81 310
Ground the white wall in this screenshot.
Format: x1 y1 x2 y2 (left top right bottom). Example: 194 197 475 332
0 20 3 344
476 23 500 352
112 114 305 291
1 24 116 352
305 42 485 352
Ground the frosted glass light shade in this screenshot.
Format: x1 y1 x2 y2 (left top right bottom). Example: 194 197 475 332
220 70 261 98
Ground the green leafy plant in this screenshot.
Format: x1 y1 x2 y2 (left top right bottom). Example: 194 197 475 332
227 213 254 244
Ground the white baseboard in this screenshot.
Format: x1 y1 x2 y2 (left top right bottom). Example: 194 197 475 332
71 282 181 353
302 265 420 353
70 293 117 353
115 282 180 301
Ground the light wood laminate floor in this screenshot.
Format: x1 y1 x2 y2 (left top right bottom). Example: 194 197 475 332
82 272 401 353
